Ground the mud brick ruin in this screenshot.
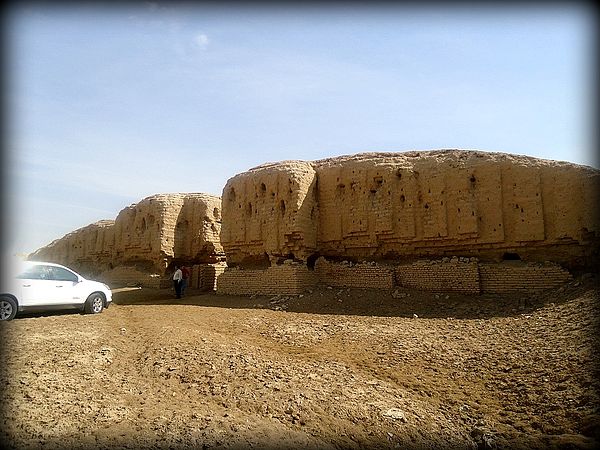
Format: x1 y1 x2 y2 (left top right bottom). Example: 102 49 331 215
29 193 225 288
218 150 599 295
28 150 599 295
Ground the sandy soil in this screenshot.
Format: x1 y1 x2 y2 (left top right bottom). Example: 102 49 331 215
1 276 599 450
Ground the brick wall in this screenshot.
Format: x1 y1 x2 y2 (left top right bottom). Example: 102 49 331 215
479 262 572 293
98 266 162 289
213 258 574 296
395 258 481 294
189 263 227 291
217 262 318 295
314 258 394 289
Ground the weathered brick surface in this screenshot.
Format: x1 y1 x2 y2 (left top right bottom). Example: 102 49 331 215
221 161 318 266
395 258 481 294
29 150 596 296
221 151 599 270
24 220 116 277
314 258 394 289
478 262 573 293
216 150 595 295
29 193 224 280
215 257 573 295
217 262 318 295
97 266 162 288
190 263 227 291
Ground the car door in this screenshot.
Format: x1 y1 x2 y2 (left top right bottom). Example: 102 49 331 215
45 266 81 305
17 264 79 306
16 264 57 306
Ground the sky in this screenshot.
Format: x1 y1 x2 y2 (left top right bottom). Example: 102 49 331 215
3 2 596 256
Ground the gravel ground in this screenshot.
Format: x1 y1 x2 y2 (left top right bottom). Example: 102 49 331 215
1 276 599 450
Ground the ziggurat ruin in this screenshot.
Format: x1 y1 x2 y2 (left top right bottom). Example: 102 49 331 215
30 150 600 296
30 193 226 289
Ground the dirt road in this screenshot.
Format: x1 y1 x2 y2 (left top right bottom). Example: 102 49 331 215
1 277 599 449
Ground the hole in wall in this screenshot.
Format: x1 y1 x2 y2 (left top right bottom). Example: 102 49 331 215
307 253 319 270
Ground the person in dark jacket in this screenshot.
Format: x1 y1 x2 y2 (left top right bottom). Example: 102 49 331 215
180 266 190 297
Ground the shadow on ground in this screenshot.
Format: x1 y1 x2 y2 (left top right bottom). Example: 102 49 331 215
110 276 597 320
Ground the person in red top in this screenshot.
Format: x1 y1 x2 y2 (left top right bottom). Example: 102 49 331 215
180 265 190 297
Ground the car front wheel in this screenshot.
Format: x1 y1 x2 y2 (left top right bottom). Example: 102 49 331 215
85 293 104 315
0 297 17 321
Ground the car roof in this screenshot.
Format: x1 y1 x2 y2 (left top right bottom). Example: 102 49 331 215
25 260 65 266
19 260 77 272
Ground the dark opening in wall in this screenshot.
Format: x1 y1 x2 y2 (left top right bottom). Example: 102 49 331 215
306 253 320 270
276 253 296 265
238 253 270 270
502 252 521 261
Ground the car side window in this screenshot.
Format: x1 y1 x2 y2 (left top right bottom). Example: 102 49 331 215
48 267 79 282
16 265 51 280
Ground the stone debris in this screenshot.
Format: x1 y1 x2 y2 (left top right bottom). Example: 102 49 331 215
382 408 407 422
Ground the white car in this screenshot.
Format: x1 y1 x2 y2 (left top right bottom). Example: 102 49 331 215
0 261 112 321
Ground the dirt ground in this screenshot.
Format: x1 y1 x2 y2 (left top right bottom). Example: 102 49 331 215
1 276 599 450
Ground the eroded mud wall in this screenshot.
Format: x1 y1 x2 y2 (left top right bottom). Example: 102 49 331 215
29 193 224 278
314 151 599 268
221 151 600 270
220 161 318 266
27 220 116 276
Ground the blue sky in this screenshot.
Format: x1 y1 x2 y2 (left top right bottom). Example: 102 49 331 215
4 3 596 256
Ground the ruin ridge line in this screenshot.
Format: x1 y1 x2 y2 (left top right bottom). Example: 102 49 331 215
29 150 599 291
221 150 599 270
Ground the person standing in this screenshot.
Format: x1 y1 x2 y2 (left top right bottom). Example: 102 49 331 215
181 265 190 297
172 265 183 299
